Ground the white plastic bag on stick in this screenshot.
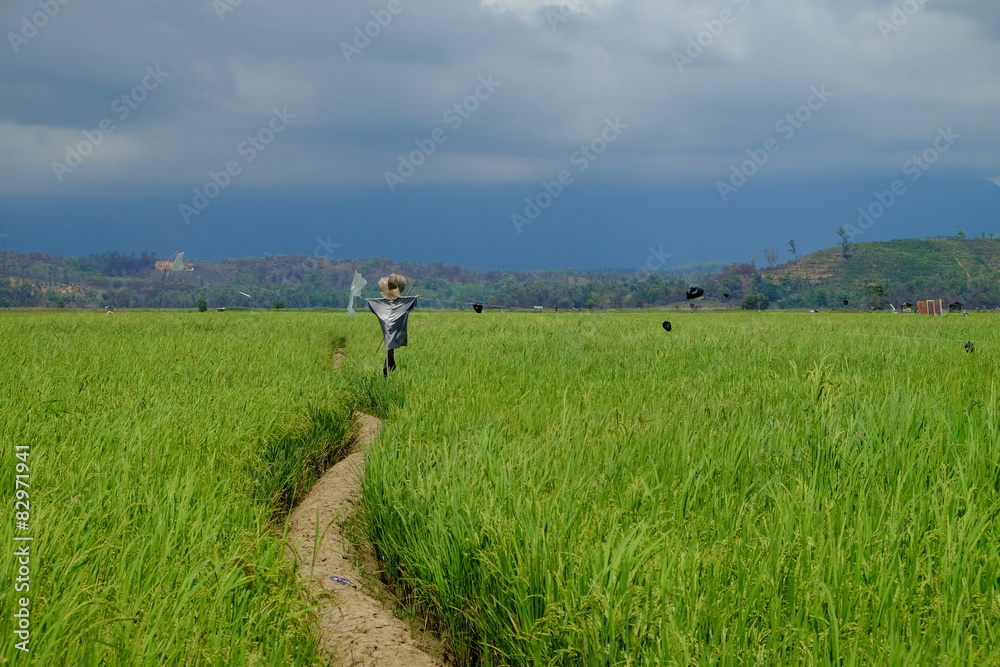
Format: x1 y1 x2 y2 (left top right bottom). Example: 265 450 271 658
348 271 367 315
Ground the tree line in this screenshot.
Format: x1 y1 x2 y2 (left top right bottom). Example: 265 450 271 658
1 239 997 310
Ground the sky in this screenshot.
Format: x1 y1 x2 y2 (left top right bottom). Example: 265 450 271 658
1 0 998 271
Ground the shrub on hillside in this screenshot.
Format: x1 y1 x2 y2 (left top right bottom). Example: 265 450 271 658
741 293 770 310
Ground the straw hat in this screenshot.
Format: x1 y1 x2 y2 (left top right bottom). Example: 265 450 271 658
378 273 406 300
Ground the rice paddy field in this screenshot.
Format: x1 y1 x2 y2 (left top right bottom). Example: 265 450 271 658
3 309 1000 665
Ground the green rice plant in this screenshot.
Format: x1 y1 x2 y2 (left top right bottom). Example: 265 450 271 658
346 372 406 421
3 308 998 665
362 310 1000 665
0 311 360 665
251 403 353 518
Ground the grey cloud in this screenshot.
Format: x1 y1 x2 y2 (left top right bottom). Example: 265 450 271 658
1 0 997 201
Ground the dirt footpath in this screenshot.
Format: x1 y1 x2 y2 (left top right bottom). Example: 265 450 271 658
286 409 444 667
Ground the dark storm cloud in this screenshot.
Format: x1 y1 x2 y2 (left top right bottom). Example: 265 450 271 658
1 0 998 267
3 0 998 190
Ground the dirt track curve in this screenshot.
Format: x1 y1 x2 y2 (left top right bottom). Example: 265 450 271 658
286 349 444 666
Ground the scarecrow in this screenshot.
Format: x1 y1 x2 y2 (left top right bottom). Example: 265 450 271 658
366 273 417 376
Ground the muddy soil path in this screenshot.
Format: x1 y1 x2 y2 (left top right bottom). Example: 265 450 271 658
286 349 443 666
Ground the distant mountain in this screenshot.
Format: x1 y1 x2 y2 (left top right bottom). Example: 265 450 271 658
755 236 1000 308
1 236 998 310
0 250 683 310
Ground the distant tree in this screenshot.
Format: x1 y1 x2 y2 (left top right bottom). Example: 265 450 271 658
836 226 853 258
788 239 797 258
865 284 889 310
13 283 39 307
270 301 286 309
741 293 770 310
196 298 208 312
763 247 779 268
0 281 12 308
957 229 967 239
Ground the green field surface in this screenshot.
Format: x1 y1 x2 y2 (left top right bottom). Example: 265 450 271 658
0 311 357 665
361 310 1000 665
2 310 999 665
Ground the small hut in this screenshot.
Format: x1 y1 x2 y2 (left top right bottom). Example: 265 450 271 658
918 299 943 315
948 301 963 313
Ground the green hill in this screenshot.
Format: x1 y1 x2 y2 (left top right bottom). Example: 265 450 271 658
2 236 999 310
756 237 1000 308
